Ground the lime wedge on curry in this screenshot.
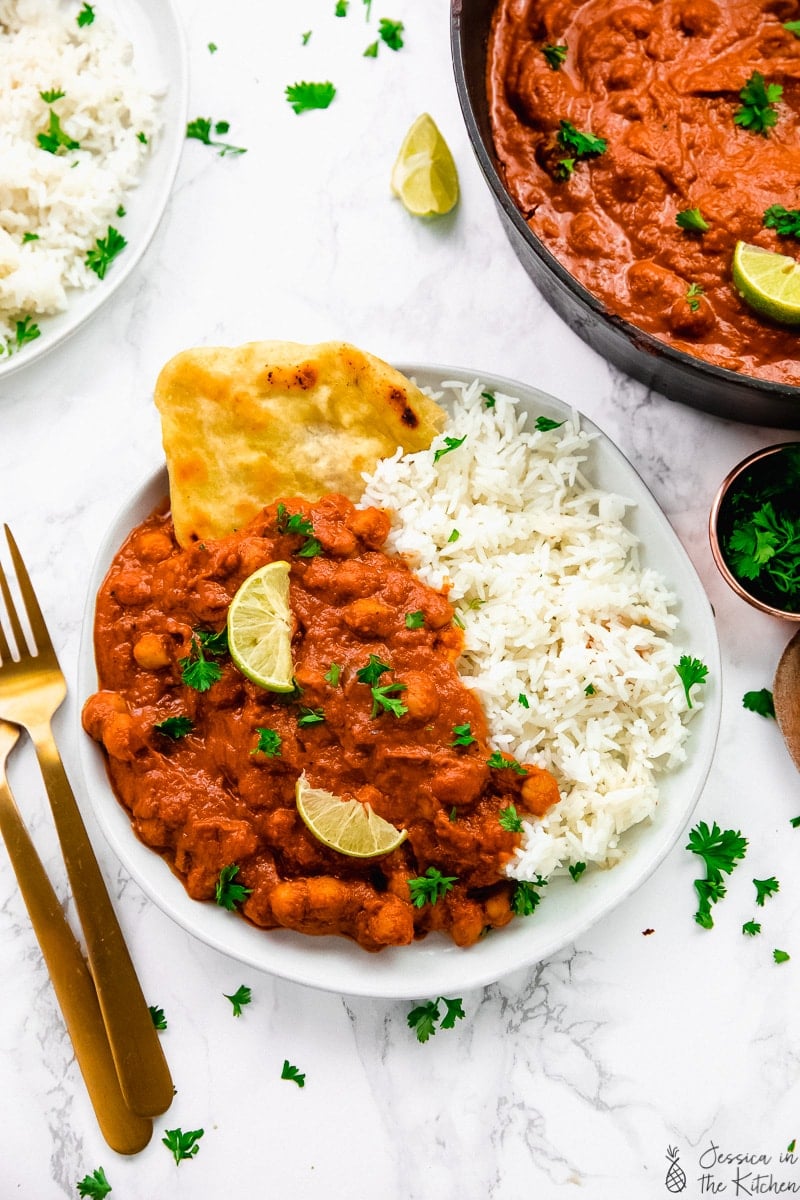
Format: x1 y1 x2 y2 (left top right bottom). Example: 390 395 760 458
227 561 294 691
296 774 407 858
391 113 459 217
732 241 800 325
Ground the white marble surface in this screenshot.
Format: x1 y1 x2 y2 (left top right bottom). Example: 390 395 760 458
2 3 800 1197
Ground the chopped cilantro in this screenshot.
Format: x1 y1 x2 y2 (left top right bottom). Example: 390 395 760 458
136 131 148 144
148 1004 167 1030
370 681 407 718
297 707 325 727
253 727 282 757
224 984 252 1016
40 89 65 104
196 627 229 657
685 282 704 311
281 1060 306 1086
154 715 194 740
754 876 780 906
407 996 465 1042
686 820 747 929
569 862 586 881
518 693 530 708
534 415 565 431
447 529 460 543
162 1128 204 1165
115 205 125 218
584 683 596 696
22 232 39 243
408 866 457 907
77 1168 111 1199
499 803 524 833
511 876 547 916
675 655 708 707
37 106 79 154
86 226 127 280
433 434 467 463
335 0 348 13
285 81 336 115
208 42 218 52
378 17 404 49
784 20 800 35
734 71 782 135
742 920 761 937
324 662 342 686
792 816 800 829
743 688 775 717
486 750 527 776
364 39 379 57
450 723 476 747
301 30 312 45
542 44 567 70
76 3 95 26
356 654 391 685
405 610 425 629
774 948 791 963
186 116 247 156
481 391 496 407
179 635 222 692
676 207 710 233
763 205 800 239
215 864 252 911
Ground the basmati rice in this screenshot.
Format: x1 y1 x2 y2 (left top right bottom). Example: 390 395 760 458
361 378 696 882
0 0 161 345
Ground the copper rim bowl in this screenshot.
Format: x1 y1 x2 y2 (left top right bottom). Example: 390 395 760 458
450 0 800 428
709 443 800 620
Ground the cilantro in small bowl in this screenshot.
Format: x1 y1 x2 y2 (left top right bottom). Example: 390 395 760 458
709 443 800 619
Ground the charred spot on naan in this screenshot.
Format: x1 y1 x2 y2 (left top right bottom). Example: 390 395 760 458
154 340 446 548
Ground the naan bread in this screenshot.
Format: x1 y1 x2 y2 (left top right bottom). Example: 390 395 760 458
154 340 446 547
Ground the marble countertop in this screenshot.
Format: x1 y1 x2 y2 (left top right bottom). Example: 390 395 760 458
2 3 800 1197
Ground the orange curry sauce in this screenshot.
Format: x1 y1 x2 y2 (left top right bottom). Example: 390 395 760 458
488 0 800 382
83 494 559 951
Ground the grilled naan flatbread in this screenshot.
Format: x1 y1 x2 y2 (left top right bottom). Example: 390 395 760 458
154 340 446 547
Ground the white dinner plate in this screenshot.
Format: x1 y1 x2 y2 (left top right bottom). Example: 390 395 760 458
76 364 721 998
0 0 188 380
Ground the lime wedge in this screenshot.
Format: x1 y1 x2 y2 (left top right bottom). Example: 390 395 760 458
227 561 294 691
295 773 407 858
391 113 459 217
732 241 800 325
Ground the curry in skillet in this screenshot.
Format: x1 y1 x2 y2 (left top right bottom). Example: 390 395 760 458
487 0 800 383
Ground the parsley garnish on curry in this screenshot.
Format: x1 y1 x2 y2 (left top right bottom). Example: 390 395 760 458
82 341 559 952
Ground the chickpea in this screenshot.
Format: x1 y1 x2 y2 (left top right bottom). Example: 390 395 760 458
343 596 395 636
133 632 171 671
400 671 440 722
134 528 174 563
520 767 561 817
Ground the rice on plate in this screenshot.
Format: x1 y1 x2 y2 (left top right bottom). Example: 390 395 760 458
0 0 161 351
361 378 697 887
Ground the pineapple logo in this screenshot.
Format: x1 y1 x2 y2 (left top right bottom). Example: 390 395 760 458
665 1146 687 1193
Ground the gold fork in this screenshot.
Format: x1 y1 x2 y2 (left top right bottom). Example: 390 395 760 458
0 718 152 1152
0 525 173 1119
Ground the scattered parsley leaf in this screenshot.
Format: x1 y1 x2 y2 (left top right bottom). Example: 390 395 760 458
686 820 747 929
285 81 336 115
76 3 95 26
482 391 496 407
405 610 425 629
449 807 458 822
40 88 65 104
486 750 527 776
196 627 229 657
356 654 391 686
186 116 247 156
407 996 464 1042
37 106 79 154
558 119 606 158
154 715 194 740
518 693 530 708
408 866 458 907
499 803 524 833
364 39 379 57
370 681 407 718
253 727 282 757
754 876 780 906
324 662 342 686
433 434 467 463
22 231 39 243
450 722 476 747
785 20 800 35
675 655 708 707
734 71 782 135
534 415 565 431
511 876 547 916
378 17 404 49
363 0 372 17
215 864 252 911
208 42 218 52
743 688 775 717
10 316 41 352
789 1140 798 1153
162 1128 204 1165
148 1005 167 1030
85 226 127 279
685 282 704 311
301 30 312 44
676 207 710 233
792 816 800 829
297 706 325 727
335 0 348 13
542 43 567 70
584 683 596 695
276 504 312 535
179 636 222 692
569 862 586 882
76 1167 111 1199
774 948 791 963
115 205 125 218
742 919 762 936
281 1060 305 1087
554 156 576 181
764 205 800 239
224 984 252 1016
137 131 148 144
296 536 323 558
447 529 460 543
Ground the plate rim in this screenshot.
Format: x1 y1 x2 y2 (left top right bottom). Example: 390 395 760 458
76 362 722 997
0 0 189 380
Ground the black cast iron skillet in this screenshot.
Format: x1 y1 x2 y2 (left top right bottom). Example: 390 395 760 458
451 0 800 428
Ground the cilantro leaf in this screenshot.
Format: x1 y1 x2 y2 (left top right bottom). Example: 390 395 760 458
356 654 391 685
676 207 710 233
40 89 65 104
186 115 247 156
482 391 496 407
542 44 567 70
764 205 800 239
742 688 775 718
154 715 194 740
77 1167 111 1198
486 750 527 776
754 876 780 906
148 1004 167 1030
433 434 467 463
726 500 800 602
499 803 524 833
534 415 565 431
76 2 95 26
742 920 761 936
364 40 379 57
224 984 252 1016
8 316 41 354
408 866 458 907
37 107 79 154
584 683 596 695
378 17 404 49
685 282 704 311
370 681 408 718
276 504 313 536
297 706 325 727
511 876 547 916
734 71 782 135
557 119 607 158
85 226 127 280
22 232 39 243
569 861 586 881
196 627 229 656
301 30 312 44
335 0 348 13
215 864 252 911
281 1059 305 1086
450 722 476 747
774 949 791 963
405 610 425 629
285 81 336 115
324 662 342 687
785 20 800 35
162 1128 204 1165
179 635 223 692
686 820 747 929
407 996 464 1042
675 655 708 707
253 727 282 757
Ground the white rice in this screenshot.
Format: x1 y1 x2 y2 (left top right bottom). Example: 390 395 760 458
0 0 161 344
361 379 697 882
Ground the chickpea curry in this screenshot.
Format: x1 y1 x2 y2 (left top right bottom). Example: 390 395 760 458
83 493 560 952
488 0 800 383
